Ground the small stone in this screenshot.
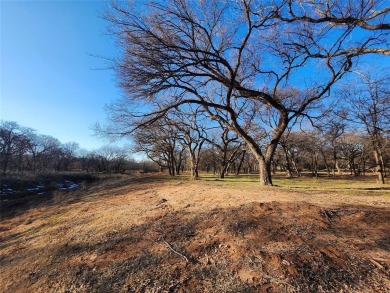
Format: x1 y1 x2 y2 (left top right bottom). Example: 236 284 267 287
282 259 291 266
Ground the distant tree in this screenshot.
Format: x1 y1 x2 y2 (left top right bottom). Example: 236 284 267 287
168 108 208 180
105 0 389 185
321 116 346 176
133 122 184 175
234 148 248 176
111 147 130 173
139 160 160 173
199 147 218 174
338 133 366 176
14 128 33 172
25 132 44 172
278 131 307 177
39 136 62 171
303 130 331 178
206 120 245 178
78 148 93 172
60 142 80 171
0 120 143 174
0 121 31 173
99 146 116 168
338 73 390 183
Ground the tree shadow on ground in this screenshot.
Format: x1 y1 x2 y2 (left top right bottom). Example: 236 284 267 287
5 201 387 293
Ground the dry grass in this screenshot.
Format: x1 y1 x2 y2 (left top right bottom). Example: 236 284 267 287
0 173 389 292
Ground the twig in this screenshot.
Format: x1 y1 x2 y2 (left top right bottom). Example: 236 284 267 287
320 208 340 222
158 236 189 263
320 208 332 222
370 258 385 270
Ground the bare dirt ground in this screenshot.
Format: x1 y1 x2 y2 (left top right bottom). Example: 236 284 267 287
1 174 389 292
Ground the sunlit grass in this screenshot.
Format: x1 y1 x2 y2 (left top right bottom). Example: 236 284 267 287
273 174 390 197
165 171 390 197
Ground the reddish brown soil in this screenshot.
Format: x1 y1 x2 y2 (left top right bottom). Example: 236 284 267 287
0 175 389 292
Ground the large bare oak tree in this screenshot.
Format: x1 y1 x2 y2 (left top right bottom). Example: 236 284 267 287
106 0 389 185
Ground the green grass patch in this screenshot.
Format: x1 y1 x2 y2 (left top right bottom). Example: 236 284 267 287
165 171 390 197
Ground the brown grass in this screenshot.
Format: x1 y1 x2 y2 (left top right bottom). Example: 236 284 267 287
1 173 389 292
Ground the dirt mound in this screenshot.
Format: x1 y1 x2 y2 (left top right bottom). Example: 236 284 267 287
58 202 389 292
0 176 389 292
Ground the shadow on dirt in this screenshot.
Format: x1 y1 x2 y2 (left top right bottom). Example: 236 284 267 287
33 202 390 293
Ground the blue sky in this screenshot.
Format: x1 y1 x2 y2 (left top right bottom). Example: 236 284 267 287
1 1 389 152
1 0 122 150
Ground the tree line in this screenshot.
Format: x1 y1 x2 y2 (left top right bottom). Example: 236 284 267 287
130 101 390 183
98 0 389 185
0 121 158 174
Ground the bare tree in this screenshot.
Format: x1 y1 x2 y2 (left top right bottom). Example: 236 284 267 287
205 119 244 178
60 142 80 171
133 122 184 175
0 121 32 174
168 108 208 180
95 145 129 173
105 0 389 185
274 1 390 32
338 133 366 176
321 117 346 176
38 136 63 171
279 128 309 177
338 73 390 183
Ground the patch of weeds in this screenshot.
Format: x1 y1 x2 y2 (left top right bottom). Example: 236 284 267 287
57 242 88 256
169 221 197 239
226 219 259 236
66 250 162 293
157 214 198 242
293 252 375 292
94 224 151 253
190 264 261 292
377 235 390 251
192 265 220 280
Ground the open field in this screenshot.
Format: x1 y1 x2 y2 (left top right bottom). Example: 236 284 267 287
1 173 389 292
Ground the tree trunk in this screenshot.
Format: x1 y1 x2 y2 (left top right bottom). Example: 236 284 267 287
374 149 385 184
189 152 199 180
259 158 273 185
1 154 9 174
235 150 246 176
321 150 331 176
281 144 293 178
349 158 358 176
291 158 300 177
219 152 227 179
272 160 277 175
227 108 288 185
169 149 176 176
175 151 183 175
335 160 342 174
190 160 199 180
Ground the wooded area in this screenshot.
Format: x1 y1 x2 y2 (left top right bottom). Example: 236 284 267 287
0 121 157 174
97 0 389 185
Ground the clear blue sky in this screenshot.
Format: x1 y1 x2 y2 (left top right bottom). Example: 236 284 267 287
1 0 122 150
1 1 389 152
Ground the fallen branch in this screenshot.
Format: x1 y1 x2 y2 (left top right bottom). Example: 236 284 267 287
320 208 341 222
320 208 332 222
158 236 189 263
372 257 390 263
370 258 385 271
